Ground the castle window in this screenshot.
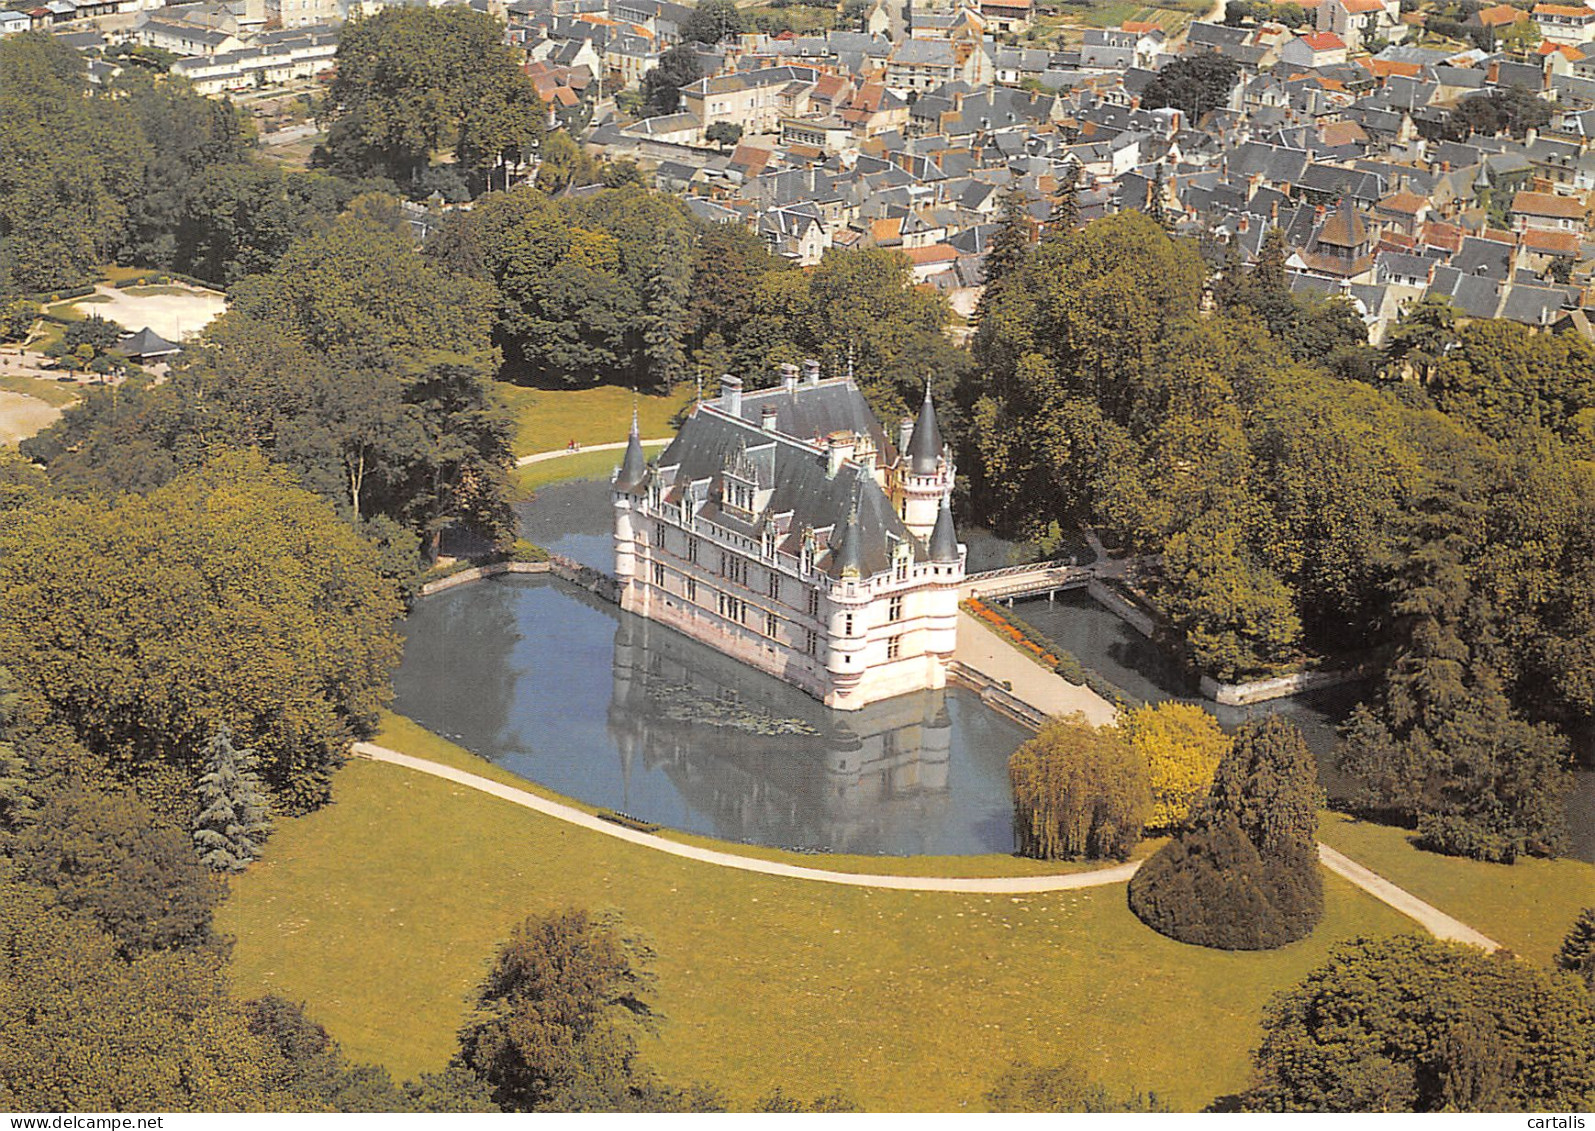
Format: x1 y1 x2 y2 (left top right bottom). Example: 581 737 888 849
655 522 666 548
887 635 901 660
767 572 781 601
807 588 819 618
805 628 818 656
843 613 854 637
688 536 699 564
889 595 903 621
652 561 665 587
895 557 908 583
765 611 778 637
686 577 697 602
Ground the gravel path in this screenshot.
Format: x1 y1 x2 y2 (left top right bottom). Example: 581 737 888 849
355 742 1503 949
515 438 671 466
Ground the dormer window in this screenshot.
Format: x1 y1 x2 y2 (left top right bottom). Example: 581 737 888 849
800 531 816 575
762 525 777 558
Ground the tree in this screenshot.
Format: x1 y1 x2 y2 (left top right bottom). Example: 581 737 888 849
1446 85 1551 140
985 1060 1164 1112
981 182 1032 289
1008 715 1151 861
1557 908 1595 989
1384 294 1459 382
640 45 702 117
1209 714 1321 856
0 299 39 342
1128 716 1323 949
226 204 514 553
1159 517 1303 681
682 0 745 44
0 872 297 1111
0 452 403 812
1045 163 1079 237
1140 53 1241 121
0 34 150 291
1243 934 1595 1111
314 8 544 185
754 1088 859 1112
705 121 742 152
192 728 273 872
13 783 221 956
456 908 659 1111
1121 702 1229 832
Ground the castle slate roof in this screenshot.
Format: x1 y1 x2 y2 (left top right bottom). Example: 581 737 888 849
652 384 927 577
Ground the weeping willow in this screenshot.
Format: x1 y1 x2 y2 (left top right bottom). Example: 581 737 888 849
1008 716 1151 861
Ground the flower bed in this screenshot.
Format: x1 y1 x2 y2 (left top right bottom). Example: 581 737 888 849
963 597 1139 711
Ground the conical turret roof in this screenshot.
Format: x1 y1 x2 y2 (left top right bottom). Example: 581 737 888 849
833 498 866 578
929 493 959 562
616 408 646 491
906 380 942 475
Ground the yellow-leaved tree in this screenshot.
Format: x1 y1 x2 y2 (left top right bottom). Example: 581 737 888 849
1122 702 1230 833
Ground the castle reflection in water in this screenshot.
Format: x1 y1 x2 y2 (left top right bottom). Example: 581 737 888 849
608 611 959 854
394 576 1024 856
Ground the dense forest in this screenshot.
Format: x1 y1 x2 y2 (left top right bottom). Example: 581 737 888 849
972 208 1593 862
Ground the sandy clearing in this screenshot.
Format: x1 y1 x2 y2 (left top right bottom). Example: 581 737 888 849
0 390 61 446
72 284 228 342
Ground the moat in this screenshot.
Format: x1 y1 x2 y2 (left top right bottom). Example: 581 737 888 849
394 477 1595 860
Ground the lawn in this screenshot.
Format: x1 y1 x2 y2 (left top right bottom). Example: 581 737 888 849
219 722 1414 1112
497 382 695 457
0 372 81 408
1316 811 1594 966
373 713 1144 879
511 442 671 494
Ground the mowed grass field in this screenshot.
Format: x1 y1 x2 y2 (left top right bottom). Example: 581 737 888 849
218 722 1414 1112
497 382 694 457
1317 811 1595 966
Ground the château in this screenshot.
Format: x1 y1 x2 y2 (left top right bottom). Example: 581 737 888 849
613 361 965 710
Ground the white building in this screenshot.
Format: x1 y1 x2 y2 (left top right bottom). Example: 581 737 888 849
613 362 965 711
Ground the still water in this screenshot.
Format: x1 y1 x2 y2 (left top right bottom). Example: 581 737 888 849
397 477 1592 860
395 577 1028 855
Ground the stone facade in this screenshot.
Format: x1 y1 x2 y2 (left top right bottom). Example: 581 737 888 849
613 363 965 711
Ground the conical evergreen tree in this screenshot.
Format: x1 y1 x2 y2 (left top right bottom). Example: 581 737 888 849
1556 907 1595 988
1045 163 1080 237
192 727 273 872
982 183 1033 288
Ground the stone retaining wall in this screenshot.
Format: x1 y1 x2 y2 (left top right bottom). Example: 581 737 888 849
947 661 1048 731
1085 578 1156 639
417 560 550 597
548 553 622 603
1198 665 1371 706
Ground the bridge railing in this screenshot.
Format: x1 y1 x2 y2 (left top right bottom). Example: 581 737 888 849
964 557 1078 583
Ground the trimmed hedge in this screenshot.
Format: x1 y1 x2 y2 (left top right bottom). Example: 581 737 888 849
1128 816 1322 950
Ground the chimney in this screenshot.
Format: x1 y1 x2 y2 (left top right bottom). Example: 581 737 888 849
779 361 800 391
1315 202 1327 223
802 358 822 385
720 374 743 416
762 405 779 432
1525 126 1538 147
1239 214 1250 233
826 433 855 476
898 416 914 454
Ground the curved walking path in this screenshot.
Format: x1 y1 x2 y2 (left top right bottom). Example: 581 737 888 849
355 742 1502 947
354 742 1141 893
516 438 672 467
